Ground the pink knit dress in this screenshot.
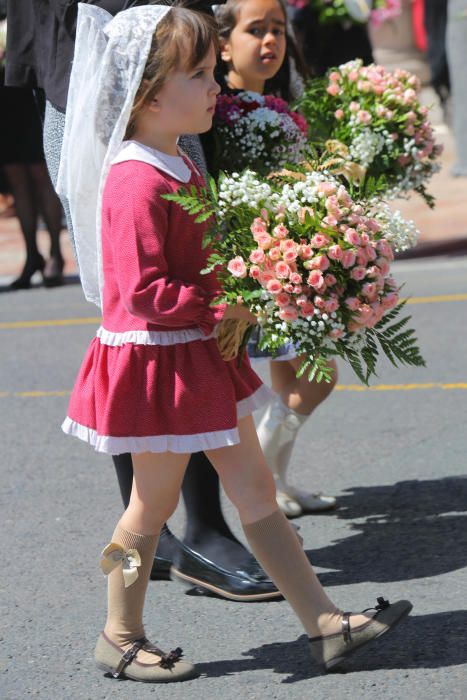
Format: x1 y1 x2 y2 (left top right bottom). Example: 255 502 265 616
62 143 270 454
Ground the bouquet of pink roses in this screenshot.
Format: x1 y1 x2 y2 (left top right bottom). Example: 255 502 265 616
297 59 443 206
211 91 308 176
165 166 424 384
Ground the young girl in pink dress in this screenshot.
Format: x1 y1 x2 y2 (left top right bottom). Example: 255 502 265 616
59 3 411 684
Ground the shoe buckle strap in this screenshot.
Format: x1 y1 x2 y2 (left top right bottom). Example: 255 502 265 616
341 612 352 644
112 638 146 679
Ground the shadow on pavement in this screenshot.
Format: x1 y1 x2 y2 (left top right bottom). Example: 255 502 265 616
196 611 467 681
306 476 467 586
0 273 81 293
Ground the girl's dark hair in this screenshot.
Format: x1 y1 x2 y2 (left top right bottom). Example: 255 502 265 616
214 0 310 101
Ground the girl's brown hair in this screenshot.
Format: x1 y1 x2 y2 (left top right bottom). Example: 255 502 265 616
215 0 310 101
125 7 219 138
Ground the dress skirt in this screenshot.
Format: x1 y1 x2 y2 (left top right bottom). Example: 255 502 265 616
62 330 272 454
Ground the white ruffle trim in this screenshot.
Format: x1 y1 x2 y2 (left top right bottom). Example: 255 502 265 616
237 383 274 419
62 386 272 454
62 416 240 454
96 325 216 347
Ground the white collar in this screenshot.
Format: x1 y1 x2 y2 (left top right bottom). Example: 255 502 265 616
111 140 194 183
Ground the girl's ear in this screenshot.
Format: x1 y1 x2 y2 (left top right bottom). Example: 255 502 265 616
147 96 160 114
220 39 232 64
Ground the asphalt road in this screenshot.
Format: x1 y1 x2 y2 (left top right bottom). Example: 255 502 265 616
1 255 467 700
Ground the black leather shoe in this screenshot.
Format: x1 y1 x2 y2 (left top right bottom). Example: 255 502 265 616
150 555 172 581
170 543 282 602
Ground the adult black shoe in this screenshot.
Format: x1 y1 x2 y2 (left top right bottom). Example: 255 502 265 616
170 542 281 602
150 554 173 581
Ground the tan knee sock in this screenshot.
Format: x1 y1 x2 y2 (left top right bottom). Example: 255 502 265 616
243 509 340 637
103 523 158 651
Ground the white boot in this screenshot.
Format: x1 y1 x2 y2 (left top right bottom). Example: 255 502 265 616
257 396 337 517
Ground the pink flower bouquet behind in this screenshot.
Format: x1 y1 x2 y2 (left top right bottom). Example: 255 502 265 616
297 59 443 207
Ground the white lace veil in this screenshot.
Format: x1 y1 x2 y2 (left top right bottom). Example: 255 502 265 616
56 3 172 307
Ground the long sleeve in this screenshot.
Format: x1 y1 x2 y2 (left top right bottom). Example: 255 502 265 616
106 168 226 334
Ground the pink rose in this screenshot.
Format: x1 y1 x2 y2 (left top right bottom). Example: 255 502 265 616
273 224 288 239
329 328 343 339
268 246 282 261
337 186 353 208
301 302 315 317
344 228 360 246
279 305 299 322
376 257 390 276
283 249 298 264
290 272 302 285
227 256 247 278
249 248 265 264
280 238 297 252
329 71 341 82
251 219 267 236
351 266 366 281
365 246 377 262
300 244 314 259
322 215 338 228
260 208 269 221
313 295 326 309
328 244 343 261
317 182 337 196
249 265 261 279
310 233 330 248
362 282 377 300
335 109 345 120
326 84 341 96
324 273 337 286
349 101 360 112
325 298 339 313
259 271 275 287
266 278 282 294
311 254 330 271
360 232 370 245
342 250 357 269
275 261 291 279
296 294 308 307
382 292 399 309
255 231 273 249
357 110 372 125
275 292 291 307
307 269 324 288
345 297 360 311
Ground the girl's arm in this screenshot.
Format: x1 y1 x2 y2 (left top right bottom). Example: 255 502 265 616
108 170 226 335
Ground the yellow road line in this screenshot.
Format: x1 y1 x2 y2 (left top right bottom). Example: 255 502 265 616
1 383 467 398
335 382 467 392
0 294 466 330
0 317 101 329
405 293 467 305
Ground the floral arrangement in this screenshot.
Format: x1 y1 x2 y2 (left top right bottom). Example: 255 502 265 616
0 20 7 67
287 1 401 27
165 167 424 384
370 0 402 27
296 59 443 207
211 91 308 176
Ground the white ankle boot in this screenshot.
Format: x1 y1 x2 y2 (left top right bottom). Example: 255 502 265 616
257 396 337 517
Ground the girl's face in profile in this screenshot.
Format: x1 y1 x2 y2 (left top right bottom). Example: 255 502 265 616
150 43 220 137
221 0 287 90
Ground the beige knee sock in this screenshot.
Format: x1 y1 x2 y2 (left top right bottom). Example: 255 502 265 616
243 509 340 637
103 523 158 651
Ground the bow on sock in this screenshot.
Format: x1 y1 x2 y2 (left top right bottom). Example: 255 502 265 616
100 542 141 587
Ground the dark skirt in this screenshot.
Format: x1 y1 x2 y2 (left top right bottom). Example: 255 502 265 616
0 86 45 165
